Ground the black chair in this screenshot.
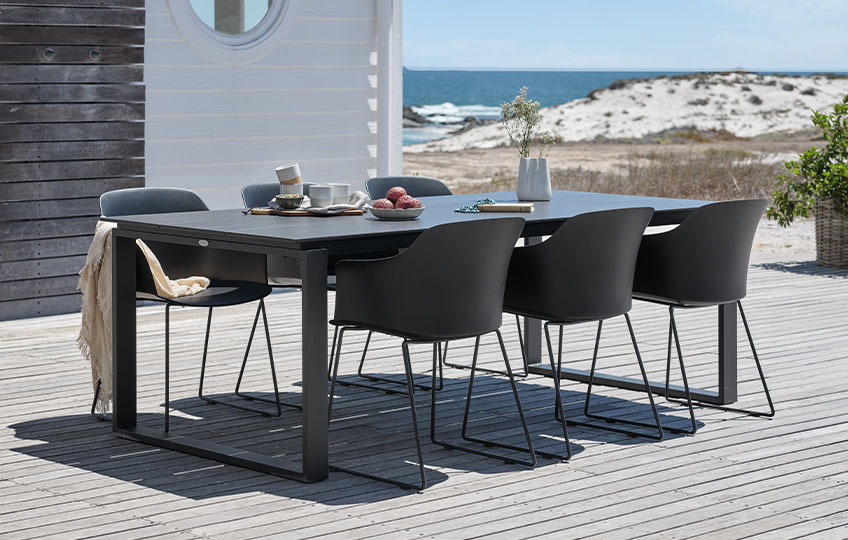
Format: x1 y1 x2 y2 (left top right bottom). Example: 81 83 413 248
632 199 775 433
503 207 660 459
98 187 292 429
365 175 453 200
328 218 534 490
240 184 405 391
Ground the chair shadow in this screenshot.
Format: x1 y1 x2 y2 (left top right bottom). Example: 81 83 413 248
754 260 848 278
9 372 699 503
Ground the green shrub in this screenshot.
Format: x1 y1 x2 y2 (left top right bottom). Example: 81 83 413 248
768 94 848 226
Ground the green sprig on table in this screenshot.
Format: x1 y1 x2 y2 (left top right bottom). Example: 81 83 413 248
455 198 497 213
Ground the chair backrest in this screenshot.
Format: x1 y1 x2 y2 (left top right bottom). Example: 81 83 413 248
633 199 768 305
241 183 279 209
100 187 208 217
335 218 525 339
365 175 452 200
241 182 317 209
504 207 654 322
100 187 265 295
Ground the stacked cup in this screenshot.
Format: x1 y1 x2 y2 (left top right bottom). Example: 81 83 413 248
276 163 303 195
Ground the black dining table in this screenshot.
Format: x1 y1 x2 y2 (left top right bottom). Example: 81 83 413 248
108 190 739 483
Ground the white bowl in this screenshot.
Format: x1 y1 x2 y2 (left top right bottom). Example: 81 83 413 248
367 206 425 220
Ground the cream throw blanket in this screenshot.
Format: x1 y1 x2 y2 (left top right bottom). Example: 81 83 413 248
78 220 210 413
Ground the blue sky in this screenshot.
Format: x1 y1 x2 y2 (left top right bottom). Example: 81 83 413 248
403 0 848 71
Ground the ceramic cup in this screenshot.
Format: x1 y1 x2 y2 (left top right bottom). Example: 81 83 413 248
328 183 351 205
281 183 303 195
309 184 333 208
275 163 302 185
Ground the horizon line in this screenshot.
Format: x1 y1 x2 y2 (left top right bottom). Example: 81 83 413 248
404 66 848 73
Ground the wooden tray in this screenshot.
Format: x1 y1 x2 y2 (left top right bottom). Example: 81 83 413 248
249 207 364 217
477 203 535 213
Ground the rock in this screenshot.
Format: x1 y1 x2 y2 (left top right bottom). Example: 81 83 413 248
403 106 431 127
450 116 497 135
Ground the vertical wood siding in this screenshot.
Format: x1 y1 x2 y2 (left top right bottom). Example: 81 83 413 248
0 0 145 320
144 0 378 209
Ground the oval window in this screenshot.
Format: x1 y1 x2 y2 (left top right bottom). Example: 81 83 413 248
189 0 273 36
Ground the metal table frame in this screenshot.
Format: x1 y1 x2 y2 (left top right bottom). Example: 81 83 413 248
112 228 329 482
108 190 738 485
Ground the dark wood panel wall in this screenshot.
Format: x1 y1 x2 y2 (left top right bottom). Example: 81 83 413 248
0 0 144 320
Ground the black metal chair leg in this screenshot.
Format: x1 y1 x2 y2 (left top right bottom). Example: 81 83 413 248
663 306 698 433
234 299 298 414
431 332 537 467
543 322 573 460
199 302 294 417
666 301 775 418
443 315 529 378
165 304 171 433
334 328 440 394
328 325 339 380
329 337 427 490
572 315 665 440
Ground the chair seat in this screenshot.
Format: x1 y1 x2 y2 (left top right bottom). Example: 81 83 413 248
137 279 271 307
632 291 731 308
503 304 611 325
329 318 482 342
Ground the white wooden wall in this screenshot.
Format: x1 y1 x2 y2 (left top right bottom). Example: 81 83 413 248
145 0 386 208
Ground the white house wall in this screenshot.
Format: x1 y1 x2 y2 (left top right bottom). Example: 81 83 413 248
145 0 380 208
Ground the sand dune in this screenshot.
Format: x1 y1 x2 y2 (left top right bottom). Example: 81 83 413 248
406 72 848 153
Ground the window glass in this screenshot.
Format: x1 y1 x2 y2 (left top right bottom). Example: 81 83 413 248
189 0 273 35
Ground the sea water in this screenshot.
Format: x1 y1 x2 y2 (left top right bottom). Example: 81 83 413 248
402 69 842 145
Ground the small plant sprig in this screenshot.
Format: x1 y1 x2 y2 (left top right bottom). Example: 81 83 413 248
768 94 848 226
501 86 556 158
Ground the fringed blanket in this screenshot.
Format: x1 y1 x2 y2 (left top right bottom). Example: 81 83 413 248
78 221 210 414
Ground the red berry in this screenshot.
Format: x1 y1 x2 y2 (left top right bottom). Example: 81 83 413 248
372 198 394 209
386 186 407 203
395 195 420 209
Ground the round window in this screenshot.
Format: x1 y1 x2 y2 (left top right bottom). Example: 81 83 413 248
189 0 272 36
170 0 300 63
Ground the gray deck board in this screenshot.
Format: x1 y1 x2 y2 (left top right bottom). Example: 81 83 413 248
1 252 847 539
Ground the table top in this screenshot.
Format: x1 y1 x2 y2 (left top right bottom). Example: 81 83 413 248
108 190 709 253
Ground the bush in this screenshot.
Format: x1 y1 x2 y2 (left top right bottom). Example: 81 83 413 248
768 94 848 225
749 95 763 105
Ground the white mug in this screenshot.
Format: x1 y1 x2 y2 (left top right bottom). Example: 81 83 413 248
328 183 351 205
276 163 301 185
309 184 333 208
281 183 303 195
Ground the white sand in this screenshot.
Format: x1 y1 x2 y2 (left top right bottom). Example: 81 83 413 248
407 72 848 153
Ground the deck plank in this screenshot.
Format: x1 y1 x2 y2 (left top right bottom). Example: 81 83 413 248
1 253 847 539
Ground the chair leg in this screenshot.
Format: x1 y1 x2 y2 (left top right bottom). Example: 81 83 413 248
200 302 296 417
329 335 427 490
431 333 537 467
335 329 441 394
443 314 529 378
327 325 339 380
233 299 298 414
571 315 665 440
543 322 573 460
663 306 698 433
90 378 109 421
665 301 775 418
165 304 171 433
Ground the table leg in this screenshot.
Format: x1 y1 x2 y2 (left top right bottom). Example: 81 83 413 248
301 249 329 481
112 232 137 430
717 302 738 404
522 236 543 364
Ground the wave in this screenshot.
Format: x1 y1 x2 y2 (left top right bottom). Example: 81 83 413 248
411 102 501 124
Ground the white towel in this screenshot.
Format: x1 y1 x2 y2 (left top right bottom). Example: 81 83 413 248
77 221 209 413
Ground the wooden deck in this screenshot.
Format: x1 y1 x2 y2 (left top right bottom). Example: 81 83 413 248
2 252 848 539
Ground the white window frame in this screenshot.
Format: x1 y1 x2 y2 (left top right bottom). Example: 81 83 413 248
168 0 302 64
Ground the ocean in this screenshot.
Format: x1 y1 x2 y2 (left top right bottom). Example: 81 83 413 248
402 69 689 145
402 69 844 145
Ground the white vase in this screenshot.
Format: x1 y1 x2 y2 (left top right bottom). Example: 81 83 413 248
517 157 552 201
